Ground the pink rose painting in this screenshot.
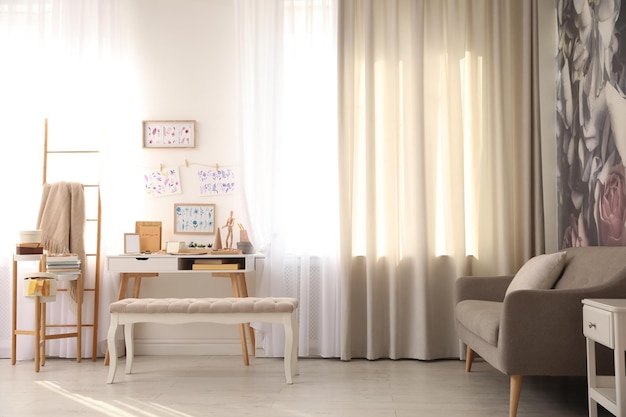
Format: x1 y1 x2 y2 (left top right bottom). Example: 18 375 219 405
557 0 626 248
598 165 626 246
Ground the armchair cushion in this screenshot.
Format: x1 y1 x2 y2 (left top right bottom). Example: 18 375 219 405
505 251 567 297
456 300 501 346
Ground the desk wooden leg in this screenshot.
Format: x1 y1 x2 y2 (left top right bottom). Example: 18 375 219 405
117 274 130 300
236 273 255 356
133 276 142 298
103 345 110 366
229 274 250 366
238 322 250 366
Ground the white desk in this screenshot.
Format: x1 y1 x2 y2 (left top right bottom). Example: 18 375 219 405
106 253 257 365
583 299 626 417
107 253 255 274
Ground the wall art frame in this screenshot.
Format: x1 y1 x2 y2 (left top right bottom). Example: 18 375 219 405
174 203 216 234
143 120 196 148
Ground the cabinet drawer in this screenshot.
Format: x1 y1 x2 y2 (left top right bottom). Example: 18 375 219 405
108 256 178 272
583 305 613 348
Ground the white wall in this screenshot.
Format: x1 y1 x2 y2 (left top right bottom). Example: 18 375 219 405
84 0 560 357
100 0 255 356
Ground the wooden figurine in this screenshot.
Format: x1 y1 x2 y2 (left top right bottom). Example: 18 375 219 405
222 210 235 249
211 210 242 254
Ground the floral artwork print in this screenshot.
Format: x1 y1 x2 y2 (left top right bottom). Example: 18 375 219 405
143 167 182 197
145 124 162 145
556 0 626 248
143 121 195 147
197 167 236 196
163 124 192 146
174 204 215 234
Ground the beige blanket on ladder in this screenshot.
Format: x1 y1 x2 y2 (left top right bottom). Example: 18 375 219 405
37 182 86 301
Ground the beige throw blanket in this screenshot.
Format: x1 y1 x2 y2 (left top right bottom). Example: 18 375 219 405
37 182 86 301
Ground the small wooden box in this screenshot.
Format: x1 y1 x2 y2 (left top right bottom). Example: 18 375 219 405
16 243 44 255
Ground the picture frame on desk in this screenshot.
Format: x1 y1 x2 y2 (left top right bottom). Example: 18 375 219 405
174 203 216 234
124 233 141 254
143 120 195 148
135 221 162 252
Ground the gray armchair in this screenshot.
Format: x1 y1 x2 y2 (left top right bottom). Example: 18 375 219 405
455 246 626 417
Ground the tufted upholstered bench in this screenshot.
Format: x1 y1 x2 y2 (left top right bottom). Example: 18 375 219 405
106 297 299 384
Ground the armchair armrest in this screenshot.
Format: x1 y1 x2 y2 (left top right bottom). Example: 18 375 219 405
499 284 626 376
455 275 514 304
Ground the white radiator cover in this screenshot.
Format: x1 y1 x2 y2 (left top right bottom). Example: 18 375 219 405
256 256 322 355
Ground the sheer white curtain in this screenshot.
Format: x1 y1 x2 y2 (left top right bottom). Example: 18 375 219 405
236 0 341 357
338 0 544 360
0 0 124 359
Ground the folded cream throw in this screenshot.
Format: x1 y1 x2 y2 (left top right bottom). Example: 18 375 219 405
37 182 86 301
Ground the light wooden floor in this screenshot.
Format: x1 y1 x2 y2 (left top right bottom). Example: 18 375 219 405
0 355 610 416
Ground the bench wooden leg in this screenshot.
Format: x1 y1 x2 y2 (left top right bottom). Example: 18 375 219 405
104 273 159 366
124 323 135 375
106 316 138 383
106 313 119 383
283 310 299 383
104 273 130 367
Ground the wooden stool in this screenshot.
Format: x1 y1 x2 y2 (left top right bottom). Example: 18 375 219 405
19 272 83 372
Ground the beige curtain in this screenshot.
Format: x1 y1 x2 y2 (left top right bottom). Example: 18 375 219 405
338 0 545 360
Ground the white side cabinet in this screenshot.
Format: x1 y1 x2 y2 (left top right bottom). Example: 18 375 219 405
583 299 626 417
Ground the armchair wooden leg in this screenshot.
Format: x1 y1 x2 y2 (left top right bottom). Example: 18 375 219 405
465 346 474 372
509 375 523 417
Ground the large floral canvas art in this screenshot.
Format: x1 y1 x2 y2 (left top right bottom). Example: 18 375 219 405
557 0 626 248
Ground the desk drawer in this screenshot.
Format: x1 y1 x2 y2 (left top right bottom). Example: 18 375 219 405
583 305 613 348
108 257 178 272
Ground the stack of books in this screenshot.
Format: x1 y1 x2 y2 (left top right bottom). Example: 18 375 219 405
46 253 82 277
191 259 239 270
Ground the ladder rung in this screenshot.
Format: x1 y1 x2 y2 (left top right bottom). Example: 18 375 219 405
44 323 94 328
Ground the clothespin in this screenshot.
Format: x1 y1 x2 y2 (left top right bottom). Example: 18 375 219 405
159 163 163 172
216 163 220 171
184 159 189 168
